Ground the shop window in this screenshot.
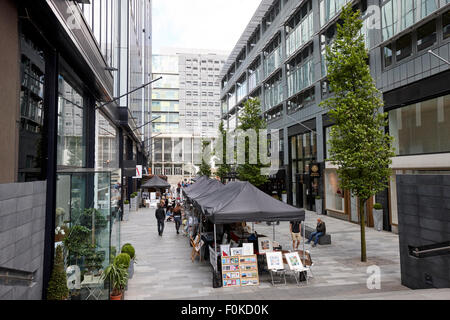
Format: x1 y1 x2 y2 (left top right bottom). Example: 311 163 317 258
395 33 412 62
389 94 450 156
443 10 450 40
383 43 393 68
417 19 436 52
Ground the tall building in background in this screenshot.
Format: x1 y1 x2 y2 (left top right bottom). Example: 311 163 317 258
221 0 450 289
151 48 227 184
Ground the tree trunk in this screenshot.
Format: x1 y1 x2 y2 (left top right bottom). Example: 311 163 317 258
359 197 367 262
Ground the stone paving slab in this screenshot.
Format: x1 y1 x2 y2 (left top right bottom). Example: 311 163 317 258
120 207 446 300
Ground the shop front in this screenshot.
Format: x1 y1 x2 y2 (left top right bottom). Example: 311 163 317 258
288 121 322 211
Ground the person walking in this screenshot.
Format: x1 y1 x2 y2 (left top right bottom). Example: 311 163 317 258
290 220 302 250
172 202 182 234
155 203 166 236
306 218 326 247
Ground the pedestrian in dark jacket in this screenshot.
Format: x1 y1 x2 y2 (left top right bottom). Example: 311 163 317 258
172 203 182 234
155 203 166 236
307 218 326 247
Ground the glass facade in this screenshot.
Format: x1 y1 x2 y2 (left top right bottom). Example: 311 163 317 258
381 0 450 41
18 34 46 182
55 170 119 300
57 75 86 168
264 46 282 78
286 12 314 57
287 59 314 98
264 79 284 111
320 0 351 27
389 94 450 155
248 67 261 92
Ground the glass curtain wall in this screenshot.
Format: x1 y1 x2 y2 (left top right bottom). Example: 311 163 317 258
286 2 314 57
381 0 450 42
18 33 46 182
57 75 86 168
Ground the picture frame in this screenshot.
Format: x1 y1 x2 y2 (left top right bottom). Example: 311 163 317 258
258 237 273 253
220 244 230 257
242 243 254 255
285 252 303 271
230 247 243 256
265 251 284 270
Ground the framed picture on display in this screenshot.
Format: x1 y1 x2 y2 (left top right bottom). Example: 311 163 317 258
265 251 284 270
230 247 243 256
285 252 302 270
258 237 273 253
243 243 254 255
220 244 230 257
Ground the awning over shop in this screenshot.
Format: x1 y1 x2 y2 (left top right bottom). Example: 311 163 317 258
141 175 171 189
200 181 305 224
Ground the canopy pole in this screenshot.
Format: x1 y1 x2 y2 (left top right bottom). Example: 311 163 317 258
303 221 305 262
272 223 275 242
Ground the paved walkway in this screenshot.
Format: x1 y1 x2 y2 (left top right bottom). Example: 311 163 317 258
121 207 450 300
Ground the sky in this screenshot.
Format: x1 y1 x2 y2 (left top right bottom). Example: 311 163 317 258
152 0 262 55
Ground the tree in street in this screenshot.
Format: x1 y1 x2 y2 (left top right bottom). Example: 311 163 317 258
236 98 268 187
320 4 395 262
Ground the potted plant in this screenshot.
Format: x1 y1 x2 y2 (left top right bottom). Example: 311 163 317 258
130 193 138 212
63 225 91 266
281 190 287 203
101 263 128 300
315 196 323 215
121 243 136 279
123 200 130 221
114 253 131 289
373 203 383 231
47 245 69 300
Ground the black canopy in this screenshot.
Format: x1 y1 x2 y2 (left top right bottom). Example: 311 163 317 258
183 176 210 196
141 175 171 189
186 179 224 200
200 181 305 224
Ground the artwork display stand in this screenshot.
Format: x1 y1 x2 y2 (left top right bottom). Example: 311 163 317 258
221 255 259 288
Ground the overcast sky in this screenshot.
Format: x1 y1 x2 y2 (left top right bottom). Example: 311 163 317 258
152 0 262 54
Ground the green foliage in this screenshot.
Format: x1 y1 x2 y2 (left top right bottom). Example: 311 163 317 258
320 4 395 202
63 225 92 262
130 192 138 199
114 253 131 269
373 203 383 210
80 208 108 230
121 243 135 260
101 263 128 296
198 140 212 177
84 248 105 273
236 98 269 187
47 245 69 300
315 195 322 200
216 121 231 181
320 4 395 261
124 200 130 205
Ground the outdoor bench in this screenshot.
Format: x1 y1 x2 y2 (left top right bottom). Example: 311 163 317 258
304 225 331 245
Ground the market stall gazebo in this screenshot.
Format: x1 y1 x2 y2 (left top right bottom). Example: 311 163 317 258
141 175 171 190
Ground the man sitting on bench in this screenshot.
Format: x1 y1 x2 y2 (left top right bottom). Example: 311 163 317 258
306 218 326 247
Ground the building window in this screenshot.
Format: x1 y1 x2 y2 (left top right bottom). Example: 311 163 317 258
443 9 450 39
395 33 412 62
383 43 393 67
389 93 450 156
417 19 436 52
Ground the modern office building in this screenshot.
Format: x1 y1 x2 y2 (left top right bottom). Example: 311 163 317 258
151 48 228 184
0 0 151 299
220 0 450 288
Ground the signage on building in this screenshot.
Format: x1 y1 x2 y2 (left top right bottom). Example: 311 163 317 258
134 165 142 179
309 163 320 177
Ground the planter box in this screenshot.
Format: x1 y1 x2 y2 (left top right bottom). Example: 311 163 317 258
130 198 138 212
373 209 383 231
315 199 323 215
281 194 287 203
123 205 130 221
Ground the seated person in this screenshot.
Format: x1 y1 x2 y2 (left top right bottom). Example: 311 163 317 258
306 218 326 247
